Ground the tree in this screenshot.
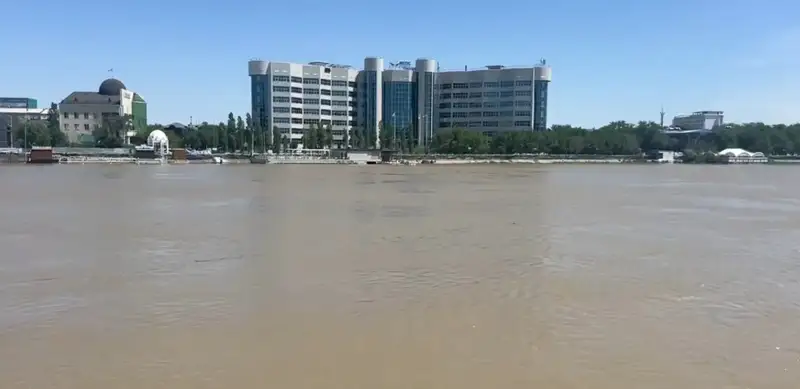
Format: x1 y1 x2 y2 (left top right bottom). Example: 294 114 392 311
226 113 236 152
13 121 51 148
46 103 68 146
272 126 281 153
236 115 245 152
342 127 350 149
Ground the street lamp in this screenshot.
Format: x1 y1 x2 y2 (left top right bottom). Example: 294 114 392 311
391 112 397 151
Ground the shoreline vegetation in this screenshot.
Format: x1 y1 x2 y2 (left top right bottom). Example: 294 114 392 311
6 108 800 165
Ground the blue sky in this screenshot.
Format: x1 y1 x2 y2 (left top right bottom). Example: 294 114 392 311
3 0 799 127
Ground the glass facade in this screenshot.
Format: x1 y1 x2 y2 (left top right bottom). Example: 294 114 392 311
383 81 414 137
533 80 548 131
360 71 379 144
251 75 269 129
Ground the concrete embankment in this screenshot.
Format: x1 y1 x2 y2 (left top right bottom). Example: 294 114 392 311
431 158 625 164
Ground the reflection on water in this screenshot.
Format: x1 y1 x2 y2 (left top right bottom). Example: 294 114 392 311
1 164 799 388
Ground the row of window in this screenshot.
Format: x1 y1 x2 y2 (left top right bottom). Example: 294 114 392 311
439 111 531 118
62 123 95 131
272 86 356 97
272 107 355 116
273 118 357 126
440 100 531 109
440 80 532 89
439 121 532 128
272 96 356 107
440 90 532 99
272 75 356 88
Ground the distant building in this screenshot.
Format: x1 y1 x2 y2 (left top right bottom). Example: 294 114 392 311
0 97 38 109
0 107 49 147
671 111 723 131
58 78 147 144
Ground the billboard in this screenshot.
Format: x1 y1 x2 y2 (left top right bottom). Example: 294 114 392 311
0 97 37 109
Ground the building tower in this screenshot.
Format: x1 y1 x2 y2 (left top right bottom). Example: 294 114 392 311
414 58 437 147
660 106 666 128
248 60 270 135
359 57 384 149
533 61 552 131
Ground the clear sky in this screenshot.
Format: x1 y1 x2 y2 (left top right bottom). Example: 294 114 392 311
3 0 799 127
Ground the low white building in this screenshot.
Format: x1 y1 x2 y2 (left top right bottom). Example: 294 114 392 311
716 148 768 164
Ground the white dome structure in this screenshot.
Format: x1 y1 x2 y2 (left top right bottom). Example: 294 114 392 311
147 129 169 147
146 129 170 157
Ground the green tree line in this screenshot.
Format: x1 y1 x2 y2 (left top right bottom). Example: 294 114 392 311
14 107 800 157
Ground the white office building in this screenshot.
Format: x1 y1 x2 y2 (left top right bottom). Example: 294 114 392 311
249 57 552 149
249 61 358 149
672 111 724 131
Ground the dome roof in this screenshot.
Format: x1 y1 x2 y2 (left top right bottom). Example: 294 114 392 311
147 130 169 146
98 78 127 96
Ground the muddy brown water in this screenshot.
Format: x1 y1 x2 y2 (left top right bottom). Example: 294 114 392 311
1 164 799 388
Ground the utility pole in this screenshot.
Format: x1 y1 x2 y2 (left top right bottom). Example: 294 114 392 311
660 106 665 129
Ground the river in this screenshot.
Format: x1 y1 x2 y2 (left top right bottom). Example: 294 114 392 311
1 164 799 388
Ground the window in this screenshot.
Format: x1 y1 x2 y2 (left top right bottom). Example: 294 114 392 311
320 89 331 96
273 96 290 103
516 80 532 87
439 102 451 109
63 123 69 129
332 80 347 87
73 123 79 129
291 108 303 114
515 111 532 116
453 112 468 118
332 110 348 116
274 118 290 124
452 92 468 99
303 109 318 114
273 107 290 113
469 92 482 98
303 78 319 85
515 100 532 107
483 112 499 117
291 118 303 124
469 112 482 118
348 81 357 88
320 79 331 86
304 88 319 95
273 86 290 92
440 84 452 89
303 99 319 105
484 102 498 108
484 82 499 88
290 76 302 83
84 124 90 131
83 113 89 119
500 91 514 97
515 90 532 97
73 112 79 119
320 99 331 106
453 103 469 109
482 121 499 127
453 83 468 89
483 92 499 98
469 82 482 88
499 111 513 117
332 101 347 106
291 97 303 104
273 75 290 82
439 112 451 118
499 81 514 88
440 93 451 99
332 90 348 97
469 102 482 108
499 101 514 107
321 109 331 115
514 121 531 127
